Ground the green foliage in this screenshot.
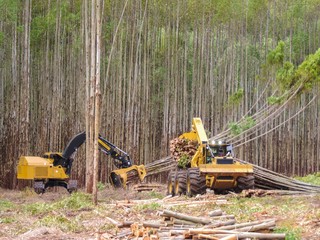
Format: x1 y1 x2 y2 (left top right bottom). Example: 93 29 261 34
0 31 4 45
241 117 256 131
24 202 50 215
247 0 268 28
0 217 15 224
267 95 284 105
295 172 320 186
135 190 164 200
264 42 320 98
37 214 80 232
135 202 161 211
229 116 256 136
248 45 261 60
0 199 14 211
178 153 191 168
292 31 309 59
97 182 106 191
0 0 18 22
31 14 55 45
268 43 284 66
276 61 295 90
147 190 164 199
31 0 81 46
229 122 242 136
228 88 244 105
293 48 320 93
24 192 93 215
52 192 93 210
267 41 285 66
224 197 264 221
274 226 302 240
211 0 243 24
22 187 38 197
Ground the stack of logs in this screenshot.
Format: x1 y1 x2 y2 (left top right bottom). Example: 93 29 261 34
169 137 197 162
114 209 285 239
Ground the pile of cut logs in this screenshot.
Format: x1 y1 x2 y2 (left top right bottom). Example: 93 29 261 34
169 137 197 162
113 208 285 239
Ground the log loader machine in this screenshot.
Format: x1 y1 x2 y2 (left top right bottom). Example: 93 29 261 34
17 132 146 193
168 118 254 196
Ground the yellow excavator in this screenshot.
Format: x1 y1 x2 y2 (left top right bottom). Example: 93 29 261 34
17 132 146 193
168 118 254 196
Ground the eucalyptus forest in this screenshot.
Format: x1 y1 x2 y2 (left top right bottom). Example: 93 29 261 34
1 0 320 190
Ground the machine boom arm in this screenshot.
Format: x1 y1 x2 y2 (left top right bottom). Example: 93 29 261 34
62 131 132 171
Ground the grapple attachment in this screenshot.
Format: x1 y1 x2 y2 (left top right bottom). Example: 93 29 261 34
109 164 147 188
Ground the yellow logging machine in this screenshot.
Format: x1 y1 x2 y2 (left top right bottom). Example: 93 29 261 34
17 132 146 193
167 118 254 196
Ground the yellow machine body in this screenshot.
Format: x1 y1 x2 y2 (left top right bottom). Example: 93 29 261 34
176 118 254 193
17 132 146 193
168 118 254 196
200 162 253 189
17 155 68 180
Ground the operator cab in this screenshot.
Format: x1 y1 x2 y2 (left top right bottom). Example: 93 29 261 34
206 141 233 164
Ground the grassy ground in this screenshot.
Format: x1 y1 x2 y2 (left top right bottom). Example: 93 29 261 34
0 174 319 239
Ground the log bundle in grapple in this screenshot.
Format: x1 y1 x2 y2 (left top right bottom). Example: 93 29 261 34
169 137 197 167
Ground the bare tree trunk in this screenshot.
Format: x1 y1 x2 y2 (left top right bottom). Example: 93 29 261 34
85 0 94 193
85 0 102 203
93 0 102 205
17 0 32 189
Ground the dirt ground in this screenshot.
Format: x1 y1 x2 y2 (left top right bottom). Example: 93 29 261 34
0 185 319 240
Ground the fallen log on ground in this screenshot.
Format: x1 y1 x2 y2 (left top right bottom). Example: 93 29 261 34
162 210 211 225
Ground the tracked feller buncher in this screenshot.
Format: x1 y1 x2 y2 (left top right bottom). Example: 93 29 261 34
17 132 146 193
167 118 254 196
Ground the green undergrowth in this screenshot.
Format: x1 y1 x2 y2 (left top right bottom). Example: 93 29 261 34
274 226 302 240
294 172 320 186
23 192 93 215
0 199 14 211
134 202 161 211
221 195 315 240
134 189 165 200
36 214 81 232
0 216 15 224
224 195 311 221
52 191 93 210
